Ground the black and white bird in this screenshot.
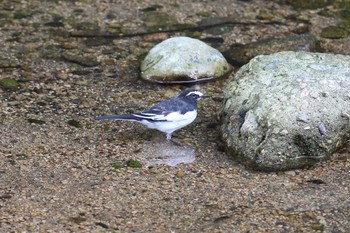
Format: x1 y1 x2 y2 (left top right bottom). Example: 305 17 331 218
96 89 209 140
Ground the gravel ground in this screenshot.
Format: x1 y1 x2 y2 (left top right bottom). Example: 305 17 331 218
1 0 350 232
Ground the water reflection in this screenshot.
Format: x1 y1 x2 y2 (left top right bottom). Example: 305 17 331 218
138 139 196 167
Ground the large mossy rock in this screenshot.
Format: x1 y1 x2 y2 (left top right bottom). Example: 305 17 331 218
222 51 350 171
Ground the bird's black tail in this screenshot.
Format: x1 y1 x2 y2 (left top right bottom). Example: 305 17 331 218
95 114 139 121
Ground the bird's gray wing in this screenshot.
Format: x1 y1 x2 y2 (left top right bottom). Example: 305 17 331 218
132 97 191 121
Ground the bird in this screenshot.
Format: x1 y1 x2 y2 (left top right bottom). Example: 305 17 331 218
96 89 209 140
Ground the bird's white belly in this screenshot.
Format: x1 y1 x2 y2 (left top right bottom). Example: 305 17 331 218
140 110 197 134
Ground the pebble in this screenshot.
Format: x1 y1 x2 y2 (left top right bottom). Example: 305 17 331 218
176 171 186 178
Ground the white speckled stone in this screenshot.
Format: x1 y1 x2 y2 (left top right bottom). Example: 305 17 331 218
140 37 232 83
222 51 350 171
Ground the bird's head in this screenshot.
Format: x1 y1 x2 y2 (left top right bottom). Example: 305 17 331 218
179 89 210 102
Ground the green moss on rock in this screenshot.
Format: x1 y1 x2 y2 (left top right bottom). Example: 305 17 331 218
132 93 145 99
196 11 211 17
321 26 348 39
112 162 124 169
0 78 19 89
127 159 143 168
13 9 32 19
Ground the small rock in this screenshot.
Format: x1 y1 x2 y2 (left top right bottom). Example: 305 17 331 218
103 175 114 181
69 215 87 224
56 71 69 80
141 37 232 83
318 122 327 136
62 51 100 67
0 194 12 199
284 170 296 176
311 223 325 231
304 211 317 219
176 171 186 178
61 42 78 49
67 119 83 128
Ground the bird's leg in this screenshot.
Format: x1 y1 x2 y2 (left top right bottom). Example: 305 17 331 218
166 133 182 146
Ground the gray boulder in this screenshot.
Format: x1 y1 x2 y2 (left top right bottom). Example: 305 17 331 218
221 51 350 171
140 37 232 84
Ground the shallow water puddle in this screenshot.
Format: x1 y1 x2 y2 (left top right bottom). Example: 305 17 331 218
138 140 195 166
